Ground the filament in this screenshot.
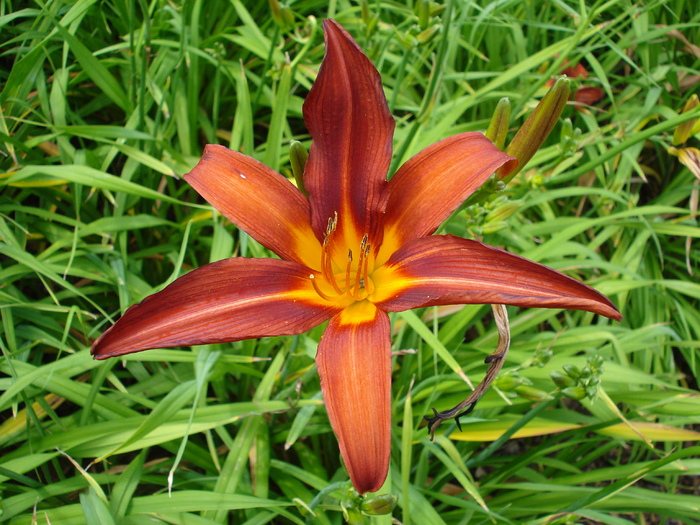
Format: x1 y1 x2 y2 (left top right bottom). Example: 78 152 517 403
353 234 369 297
345 250 353 295
310 274 336 301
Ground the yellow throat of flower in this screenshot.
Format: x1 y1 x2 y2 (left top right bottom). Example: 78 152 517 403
310 212 376 304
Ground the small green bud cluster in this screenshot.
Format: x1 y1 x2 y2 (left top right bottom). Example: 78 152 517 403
463 195 522 237
393 0 445 49
559 118 582 157
551 355 605 400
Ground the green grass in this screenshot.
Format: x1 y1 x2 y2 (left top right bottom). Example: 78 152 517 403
1 0 700 524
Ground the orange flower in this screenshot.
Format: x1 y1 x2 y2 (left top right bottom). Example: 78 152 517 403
92 20 620 494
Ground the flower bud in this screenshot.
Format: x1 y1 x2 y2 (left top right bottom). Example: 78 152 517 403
289 141 309 195
562 364 580 379
514 385 553 401
495 374 523 391
361 493 398 515
486 97 511 150
484 201 520 223
344 507 365 524
361 0 371 23
416 25 440 45
550 370 574 389
268 0 294 31
500 77 570 184
561 386 587 400
559 118 576 156
480 221 508 235
416 0 430 29
586 386 599 399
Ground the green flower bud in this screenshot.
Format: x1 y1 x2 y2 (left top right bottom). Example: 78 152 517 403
361 493 398 515
550 370 574 389
485 97 511 151
559 118 576 156
289 141 308 196
588 355 605 369
560 117 573 141
501 77 570 184
344 507 365 524
416 25 440 45
495 374 523 391
586 386 599 399
562 364 580 379
480 221 508 235
416 0 430 29
360 0 371 23
484 200 520 223
269 0 294 31
514 385 553 401
561 386 587 400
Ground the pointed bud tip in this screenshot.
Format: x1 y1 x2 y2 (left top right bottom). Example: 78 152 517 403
486 97 512 150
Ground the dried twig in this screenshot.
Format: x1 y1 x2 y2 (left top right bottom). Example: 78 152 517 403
425 304 511 440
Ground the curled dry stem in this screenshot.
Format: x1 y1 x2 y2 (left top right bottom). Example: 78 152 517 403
426 304 511 440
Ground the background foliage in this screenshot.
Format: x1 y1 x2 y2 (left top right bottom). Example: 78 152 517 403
1 0 699 523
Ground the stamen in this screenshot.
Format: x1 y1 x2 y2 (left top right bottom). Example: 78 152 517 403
363 243 371 291
310 274 336 301
324 244 343 295
353 234 369 297
320 212 343 295
345 250 353 295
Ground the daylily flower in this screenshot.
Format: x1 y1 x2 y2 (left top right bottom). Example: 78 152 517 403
92 20 621 494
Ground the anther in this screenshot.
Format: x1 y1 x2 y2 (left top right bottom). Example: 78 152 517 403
326 211 338 235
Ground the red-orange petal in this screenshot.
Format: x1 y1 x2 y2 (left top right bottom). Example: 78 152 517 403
574 86 604 106
303 19 394 252
316 302 392 494
376 133 516 265
91 258 341 359
185 144 320 269
371 235 621 320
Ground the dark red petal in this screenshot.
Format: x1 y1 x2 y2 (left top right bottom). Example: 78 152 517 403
376 133 516 264
91 258 341 358
574 86 604 106
317 302 392 494
185 144 319 268
371 235 621 320
303 19 394 251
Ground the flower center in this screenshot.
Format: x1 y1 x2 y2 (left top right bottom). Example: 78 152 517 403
310 212 375 303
